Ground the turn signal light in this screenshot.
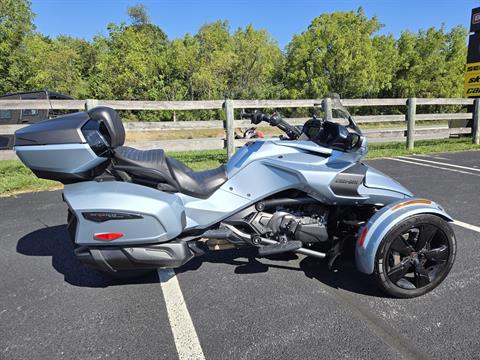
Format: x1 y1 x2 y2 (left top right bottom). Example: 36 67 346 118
358 227 368 247
94 232 124 241
391 199 432 211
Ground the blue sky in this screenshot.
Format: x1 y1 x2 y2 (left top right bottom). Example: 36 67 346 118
31 0 480 49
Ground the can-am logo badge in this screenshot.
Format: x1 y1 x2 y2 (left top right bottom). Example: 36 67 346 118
335 177 363 185
82 212 143 222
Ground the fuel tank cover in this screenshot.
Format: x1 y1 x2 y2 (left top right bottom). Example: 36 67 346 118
364 166 413 196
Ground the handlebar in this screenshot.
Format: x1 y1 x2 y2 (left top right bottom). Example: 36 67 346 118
240 111 301 140
240 110 269 125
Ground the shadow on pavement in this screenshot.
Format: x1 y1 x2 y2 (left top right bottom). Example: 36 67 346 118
178 247 386 297
299 256 385 297
17 225 384 296
16 225 158 288
177 247 301 275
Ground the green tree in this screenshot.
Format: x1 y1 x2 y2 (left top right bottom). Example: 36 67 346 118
392 26 467 98
229 25 285 99
162 34 200 102
190 20 236 99
284 8 397 99
12 34 93 97
0 0 470 109
127 3 150 26
0 0 35 93
89 22 168 100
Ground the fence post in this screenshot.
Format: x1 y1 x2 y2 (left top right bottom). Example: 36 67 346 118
473 98 480 145
406 97 416 150
322 97 332 120
85 99 99 111
224 99 235 158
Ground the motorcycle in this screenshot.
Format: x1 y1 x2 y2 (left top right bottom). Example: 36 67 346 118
14 96 456 298
234 126 264 139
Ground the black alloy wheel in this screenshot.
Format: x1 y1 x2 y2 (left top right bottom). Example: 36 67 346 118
374 214 456 298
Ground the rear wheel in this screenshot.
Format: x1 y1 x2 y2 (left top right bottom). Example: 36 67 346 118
373 214 456 298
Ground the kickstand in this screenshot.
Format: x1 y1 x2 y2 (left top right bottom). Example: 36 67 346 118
327 239 344 272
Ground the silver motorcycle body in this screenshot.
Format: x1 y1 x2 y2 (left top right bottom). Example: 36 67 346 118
14 98 455 297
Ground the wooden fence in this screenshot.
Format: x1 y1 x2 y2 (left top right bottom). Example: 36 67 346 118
1 98 479 160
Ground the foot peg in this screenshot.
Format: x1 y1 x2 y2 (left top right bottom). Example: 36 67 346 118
258 240 302 256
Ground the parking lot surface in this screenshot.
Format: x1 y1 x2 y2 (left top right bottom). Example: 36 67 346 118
1 151 480 359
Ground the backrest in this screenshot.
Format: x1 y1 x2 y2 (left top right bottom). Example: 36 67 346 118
88 107 125 148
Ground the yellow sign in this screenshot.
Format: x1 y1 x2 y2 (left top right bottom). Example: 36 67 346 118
464 62 480 97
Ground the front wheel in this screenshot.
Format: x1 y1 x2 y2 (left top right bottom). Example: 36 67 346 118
373 214 456 298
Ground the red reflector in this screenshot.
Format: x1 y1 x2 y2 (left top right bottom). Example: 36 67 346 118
94 232 124 241
358 227 368 247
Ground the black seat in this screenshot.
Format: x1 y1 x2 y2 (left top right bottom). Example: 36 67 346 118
166 157 227 198
114 146 227 198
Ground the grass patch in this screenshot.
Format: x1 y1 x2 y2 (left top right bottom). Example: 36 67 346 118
1 137 479 197
0 160 61 196
366 138 480 159
125 121 448 142
168 149 227 170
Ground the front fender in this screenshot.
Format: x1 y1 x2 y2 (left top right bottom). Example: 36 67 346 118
355 198 453 274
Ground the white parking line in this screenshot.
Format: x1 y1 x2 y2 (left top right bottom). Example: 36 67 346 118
452 220 480 233
427 155 452 161
158 268 205 360
386 157 480 177
413 154 450 160
397 156 480 172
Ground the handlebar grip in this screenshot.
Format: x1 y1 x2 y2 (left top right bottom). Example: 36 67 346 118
240 111 263 124
240 111 252 119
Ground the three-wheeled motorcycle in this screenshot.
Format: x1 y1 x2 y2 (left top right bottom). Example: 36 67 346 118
14 96 456 298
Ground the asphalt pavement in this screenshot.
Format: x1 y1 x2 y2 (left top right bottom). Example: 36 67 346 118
1 151 480 360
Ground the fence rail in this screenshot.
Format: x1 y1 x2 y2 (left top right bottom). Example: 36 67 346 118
1 97 479 159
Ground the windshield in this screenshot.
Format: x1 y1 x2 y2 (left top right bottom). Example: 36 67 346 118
321 93 361 134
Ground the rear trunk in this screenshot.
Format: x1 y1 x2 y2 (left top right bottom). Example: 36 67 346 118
14 107 124 183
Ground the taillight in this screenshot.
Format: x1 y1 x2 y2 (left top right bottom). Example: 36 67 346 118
358 227 368 247
94 232 124 241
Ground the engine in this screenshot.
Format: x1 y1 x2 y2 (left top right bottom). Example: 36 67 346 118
249 209 329 244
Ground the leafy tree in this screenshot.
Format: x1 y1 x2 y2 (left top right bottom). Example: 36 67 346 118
89 22 168 100
372 34 399 97
190 20 236 99
285 8 398 99
12 35 93 97
229 25 285 99
128 4 150 26
162 34 200 101
0 0 35 93
391 26 467 98
0 0 470 114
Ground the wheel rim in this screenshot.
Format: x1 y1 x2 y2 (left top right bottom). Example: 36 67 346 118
385 223 450 290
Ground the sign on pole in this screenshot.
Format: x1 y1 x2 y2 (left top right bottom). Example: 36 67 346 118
464 7 480 97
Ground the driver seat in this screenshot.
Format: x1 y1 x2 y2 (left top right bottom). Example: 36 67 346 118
114 146 227 199
86 107 227 199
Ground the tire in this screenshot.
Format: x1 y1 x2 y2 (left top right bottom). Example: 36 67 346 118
373 214 456 298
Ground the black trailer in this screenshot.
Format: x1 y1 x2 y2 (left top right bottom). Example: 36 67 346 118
0 90 72 149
